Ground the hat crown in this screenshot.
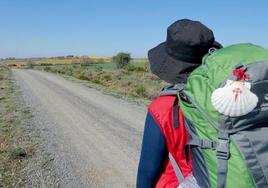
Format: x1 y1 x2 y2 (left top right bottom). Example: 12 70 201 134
166 19 215 62
148 19 222 84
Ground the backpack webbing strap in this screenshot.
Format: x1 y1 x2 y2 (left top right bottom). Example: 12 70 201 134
160 84 185 96
186 134 230 188
160 84 185 129
217 159 228 188
160 89 178 96
216 132 230 188
168 152 185 183
173 96 179 129
187 138 217 149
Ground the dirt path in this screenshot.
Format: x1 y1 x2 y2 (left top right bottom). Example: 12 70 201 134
13 69 147 188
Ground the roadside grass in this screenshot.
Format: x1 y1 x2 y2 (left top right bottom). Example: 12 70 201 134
34 61 167 103
4 57 167 104
0 65 32 187
0 65 57 187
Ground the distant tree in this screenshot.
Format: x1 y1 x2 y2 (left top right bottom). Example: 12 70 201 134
113 52 131 69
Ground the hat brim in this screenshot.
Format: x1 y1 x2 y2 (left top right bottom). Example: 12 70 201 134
212 41 223 49
148 41 223 84
148 42 200 84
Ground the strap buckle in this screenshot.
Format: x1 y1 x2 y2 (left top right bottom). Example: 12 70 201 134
200 139 216 149
216 138 230 160
174 83 185 92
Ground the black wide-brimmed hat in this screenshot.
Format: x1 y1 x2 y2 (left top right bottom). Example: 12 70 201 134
148 19 222 84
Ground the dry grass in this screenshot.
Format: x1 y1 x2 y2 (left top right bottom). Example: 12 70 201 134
0 65 35 187
4 56 112 68
34 62 167 103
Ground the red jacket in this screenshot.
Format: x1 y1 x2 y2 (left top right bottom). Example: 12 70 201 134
148 95 192 187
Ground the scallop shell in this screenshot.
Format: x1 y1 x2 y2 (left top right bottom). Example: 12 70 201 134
211 80 258 117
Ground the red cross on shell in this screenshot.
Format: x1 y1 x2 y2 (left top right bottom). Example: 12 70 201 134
233 88 242 102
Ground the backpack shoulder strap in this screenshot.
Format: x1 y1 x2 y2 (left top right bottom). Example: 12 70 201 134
169 152 185 183
159 83 185 129
160 83 185 96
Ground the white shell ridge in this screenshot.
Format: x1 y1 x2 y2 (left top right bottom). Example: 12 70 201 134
211 80 258 117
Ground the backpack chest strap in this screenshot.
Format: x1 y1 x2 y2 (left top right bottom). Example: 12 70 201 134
186 132 230 188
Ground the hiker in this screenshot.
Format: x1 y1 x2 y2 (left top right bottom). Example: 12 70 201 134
136 19 222 188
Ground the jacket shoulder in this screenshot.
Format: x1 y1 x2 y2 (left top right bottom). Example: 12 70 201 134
148 95 177 125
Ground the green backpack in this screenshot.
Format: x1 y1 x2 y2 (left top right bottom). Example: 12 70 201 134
178 43 268 188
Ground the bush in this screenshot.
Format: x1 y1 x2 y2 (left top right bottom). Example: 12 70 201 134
26 61 34 69
75 71 92 81
7 64 17 67
95 66 103 71
113 52 131 69
9 147 27 159
92 78 102 84
127 65 146 72
40 63 50 66
77 74 89 80
103 73 112 81
44 66 52 72
133 84 146 97
127 65 136 72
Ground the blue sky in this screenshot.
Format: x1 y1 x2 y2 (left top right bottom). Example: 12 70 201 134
0 0 267 58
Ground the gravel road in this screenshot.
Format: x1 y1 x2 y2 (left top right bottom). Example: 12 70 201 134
13 69 147 188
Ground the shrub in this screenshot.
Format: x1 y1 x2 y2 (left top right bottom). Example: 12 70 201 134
75 71 91 81
136 67 146 72
7 64 17 67
95 66 103 71
92 79 102 84
121 79 132 87
113 52 131 69
26 60 34 69
126 64 146 72
77 74 89 80
40 63 50 66
9 147 27 159
133 84 146 97
44 66 52 72
127 65 136 72
103 73 112 81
